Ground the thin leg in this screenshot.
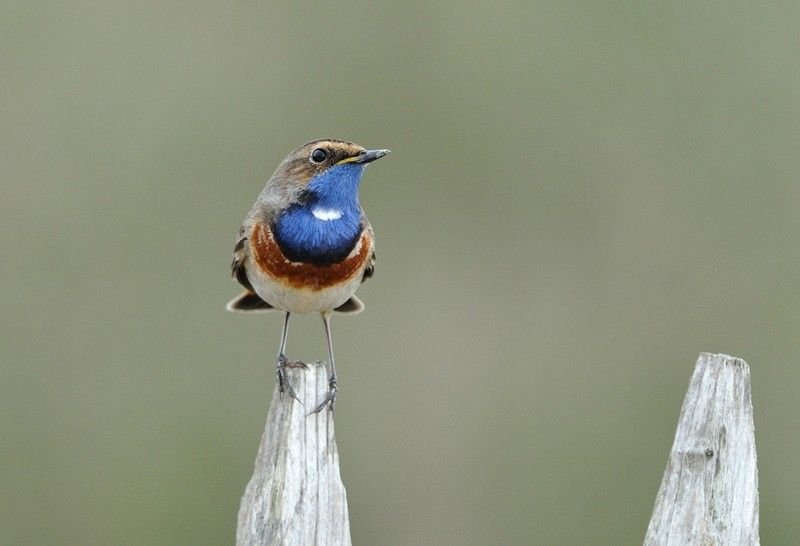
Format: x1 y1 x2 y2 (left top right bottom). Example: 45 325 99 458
276 312 300 403
278 311 290 359
312 311 338 413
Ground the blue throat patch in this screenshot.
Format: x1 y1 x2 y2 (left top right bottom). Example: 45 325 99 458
273 164 365 265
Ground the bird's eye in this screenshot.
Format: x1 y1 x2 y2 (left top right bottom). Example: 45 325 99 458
310 148 328 163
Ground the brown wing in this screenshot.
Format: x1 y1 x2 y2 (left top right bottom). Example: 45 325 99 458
341 236 373 315
227 233 277 313
231 235 254 292
362 250 375 283
360 219 376 284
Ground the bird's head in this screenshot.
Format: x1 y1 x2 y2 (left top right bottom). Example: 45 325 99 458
260 139 389 263
265 139 390 211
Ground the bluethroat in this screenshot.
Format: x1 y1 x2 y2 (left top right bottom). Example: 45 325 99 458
227 139 390 412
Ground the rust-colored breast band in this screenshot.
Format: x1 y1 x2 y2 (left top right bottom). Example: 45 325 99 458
250 222 371 291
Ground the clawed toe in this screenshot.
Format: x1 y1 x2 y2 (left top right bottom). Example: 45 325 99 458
311 379 337 414
276 354 302 405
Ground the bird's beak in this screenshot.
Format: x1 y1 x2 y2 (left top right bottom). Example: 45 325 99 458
337 149 391 165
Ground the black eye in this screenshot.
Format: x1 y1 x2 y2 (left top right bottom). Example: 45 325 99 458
310 148 328 163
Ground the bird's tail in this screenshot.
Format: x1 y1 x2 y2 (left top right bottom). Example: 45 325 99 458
226 290 279 313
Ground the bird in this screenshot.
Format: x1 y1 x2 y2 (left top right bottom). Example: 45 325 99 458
226 139 390 412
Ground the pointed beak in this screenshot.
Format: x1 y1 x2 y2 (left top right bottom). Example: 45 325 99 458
338 149 391 165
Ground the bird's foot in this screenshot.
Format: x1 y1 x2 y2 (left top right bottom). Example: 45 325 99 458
276 354 302 405
311 377 338 414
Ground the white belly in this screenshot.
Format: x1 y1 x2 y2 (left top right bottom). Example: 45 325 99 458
248 265 363 314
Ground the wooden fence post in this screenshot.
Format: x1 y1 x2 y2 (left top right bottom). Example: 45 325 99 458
236 360 351 546
644 352 759 545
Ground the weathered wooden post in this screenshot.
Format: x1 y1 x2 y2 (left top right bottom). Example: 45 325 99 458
236 360 351 546
644 352 759 545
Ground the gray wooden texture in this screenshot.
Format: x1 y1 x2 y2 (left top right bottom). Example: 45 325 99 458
236 361 351 546
644 352 759 545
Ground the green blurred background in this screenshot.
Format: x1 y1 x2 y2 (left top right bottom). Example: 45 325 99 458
2 2 798 544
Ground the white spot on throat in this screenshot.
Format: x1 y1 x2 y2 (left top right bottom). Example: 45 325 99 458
312 207 343 221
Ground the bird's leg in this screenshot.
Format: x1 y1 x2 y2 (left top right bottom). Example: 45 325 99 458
276 312 301 404
311 311 338 413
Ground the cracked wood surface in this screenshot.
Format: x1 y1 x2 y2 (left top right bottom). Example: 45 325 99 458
644 353 759 545
236 361 351 546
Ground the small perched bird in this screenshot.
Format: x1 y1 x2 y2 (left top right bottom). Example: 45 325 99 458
227 139 390 412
